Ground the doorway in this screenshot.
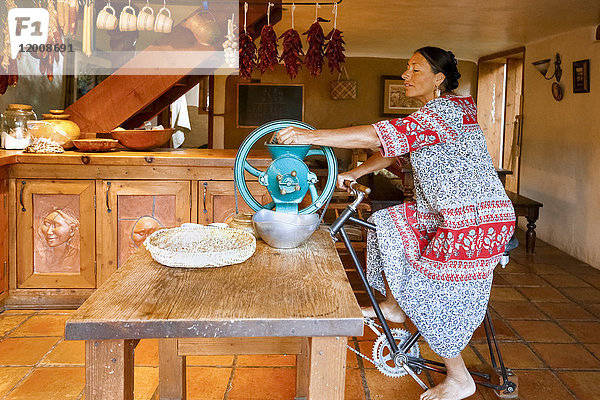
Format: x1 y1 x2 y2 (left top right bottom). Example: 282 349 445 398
476 48 525 193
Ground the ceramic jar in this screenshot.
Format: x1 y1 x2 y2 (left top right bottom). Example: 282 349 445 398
37 110 81 149
1 104 37 149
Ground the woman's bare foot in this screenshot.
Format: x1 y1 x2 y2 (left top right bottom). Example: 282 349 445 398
420 357 475 400
361 301 406 323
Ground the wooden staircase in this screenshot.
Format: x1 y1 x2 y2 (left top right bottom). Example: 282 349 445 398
66 1 282 133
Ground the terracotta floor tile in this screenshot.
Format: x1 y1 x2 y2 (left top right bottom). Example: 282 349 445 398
236 354 296 367
0 367 31 397
227 367 295 399
5 367 85 400
560 287 600 302
496 261 530 274
186 355 235 366
344 368 366 400
134 339 158 366
531 343 600 369
40 340 85 365
471 318 518 341
586 303 600 318
502 273 549 287
473 342 545 369
565 265 600 276
490 287 528 302
507 320 575 343
357 340 376 368
492 274 511 286
580 274 600 288
585 343 600 358
0 315 30 336
560 321 600 343
185 366 232 400
542 274 592 288
517 287 570 302
490 301 547 320
0 337 60 366
365 368 427 399
133 366 159 400
8 315 70 337
514 370 576 400
346 346 359 368
557 371 600 400
528 263 569 274
535 302 595 320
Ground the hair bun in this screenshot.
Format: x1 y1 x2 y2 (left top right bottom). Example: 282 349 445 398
447 51 458 65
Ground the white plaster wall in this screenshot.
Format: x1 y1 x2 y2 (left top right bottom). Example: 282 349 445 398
521 26 600 268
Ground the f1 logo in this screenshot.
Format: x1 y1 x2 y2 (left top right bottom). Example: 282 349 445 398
8 8 49 59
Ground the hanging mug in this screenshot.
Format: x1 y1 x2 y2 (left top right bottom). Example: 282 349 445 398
137 5 155 31
119 5 137 32
154 7 173 33
97 5 118 30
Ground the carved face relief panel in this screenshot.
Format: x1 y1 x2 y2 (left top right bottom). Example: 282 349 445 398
117 195 176 267
33 194 81 274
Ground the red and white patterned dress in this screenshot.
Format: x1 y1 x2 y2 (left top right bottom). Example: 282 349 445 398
368 94 515 358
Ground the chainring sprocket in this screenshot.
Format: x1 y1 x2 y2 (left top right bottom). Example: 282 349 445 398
372 328 421 378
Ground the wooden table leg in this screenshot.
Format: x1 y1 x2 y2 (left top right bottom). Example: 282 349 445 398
85 339 135 400
295 338 310 399
526 208 540 254
304 336 347 400
159 338 187 400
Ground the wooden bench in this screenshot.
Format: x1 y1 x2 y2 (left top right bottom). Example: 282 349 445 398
65 229 363 400
506 191 543 254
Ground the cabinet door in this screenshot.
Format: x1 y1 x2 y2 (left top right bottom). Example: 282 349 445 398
0 174 8 298
16 180 96 289
97 180 191 285
198 181 272 224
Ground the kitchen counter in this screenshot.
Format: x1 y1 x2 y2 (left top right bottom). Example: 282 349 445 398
0 148 271 167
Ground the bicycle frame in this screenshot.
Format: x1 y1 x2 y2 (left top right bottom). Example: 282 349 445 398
328 187 516 394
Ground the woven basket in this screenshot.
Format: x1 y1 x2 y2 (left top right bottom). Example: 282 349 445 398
143 224 256 268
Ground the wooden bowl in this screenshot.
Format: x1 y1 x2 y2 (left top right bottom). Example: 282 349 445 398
72 139 119 152
110 128 174 150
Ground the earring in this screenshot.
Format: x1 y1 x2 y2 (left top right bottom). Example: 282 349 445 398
434 85 441 98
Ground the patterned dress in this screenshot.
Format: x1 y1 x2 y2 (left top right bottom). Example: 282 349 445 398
368 94 515 358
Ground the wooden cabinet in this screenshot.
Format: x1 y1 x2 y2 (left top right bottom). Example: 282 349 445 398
198 180 271 224
16 179 96 289
97 180 192 285
0 171 8 300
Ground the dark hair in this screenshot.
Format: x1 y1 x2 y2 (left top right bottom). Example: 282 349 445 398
415 47 461 91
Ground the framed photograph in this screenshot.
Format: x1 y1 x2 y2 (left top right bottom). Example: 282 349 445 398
237 83 304 128
572 59 590 93
381 75 421 117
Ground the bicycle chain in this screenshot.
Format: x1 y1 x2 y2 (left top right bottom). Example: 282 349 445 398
345 317 387 368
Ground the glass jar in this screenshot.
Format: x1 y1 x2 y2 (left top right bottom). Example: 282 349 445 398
1 104 37 149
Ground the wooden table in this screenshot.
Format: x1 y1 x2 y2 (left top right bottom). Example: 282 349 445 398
65 229 363 400
506 191 543 254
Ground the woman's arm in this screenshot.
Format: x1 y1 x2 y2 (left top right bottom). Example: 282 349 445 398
337 152 397 190
277 125 381 149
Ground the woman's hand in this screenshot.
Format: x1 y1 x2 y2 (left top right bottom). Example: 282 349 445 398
276 126 314 145
337 171 358 192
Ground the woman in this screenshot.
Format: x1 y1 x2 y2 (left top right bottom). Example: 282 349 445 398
278 47 516 400
36 208 80 273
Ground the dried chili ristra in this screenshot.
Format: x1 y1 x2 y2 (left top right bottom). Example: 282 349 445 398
303 21 325 77
279 28 303 79
257 24 278 73
238 31 257 80
0 75 8 95
325 28 345 73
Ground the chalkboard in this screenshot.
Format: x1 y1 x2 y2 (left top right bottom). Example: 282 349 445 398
237 84 304 128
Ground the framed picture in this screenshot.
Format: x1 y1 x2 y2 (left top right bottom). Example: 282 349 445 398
381 75 421 117
237 83 304 128
572 59 590 93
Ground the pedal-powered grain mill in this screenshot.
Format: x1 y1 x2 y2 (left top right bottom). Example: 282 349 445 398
234 120 338 248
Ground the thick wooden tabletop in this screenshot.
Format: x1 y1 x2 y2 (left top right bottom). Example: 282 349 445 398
65 228 363 341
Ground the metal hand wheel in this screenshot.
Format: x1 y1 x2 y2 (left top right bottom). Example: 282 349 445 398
234 119 338 214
